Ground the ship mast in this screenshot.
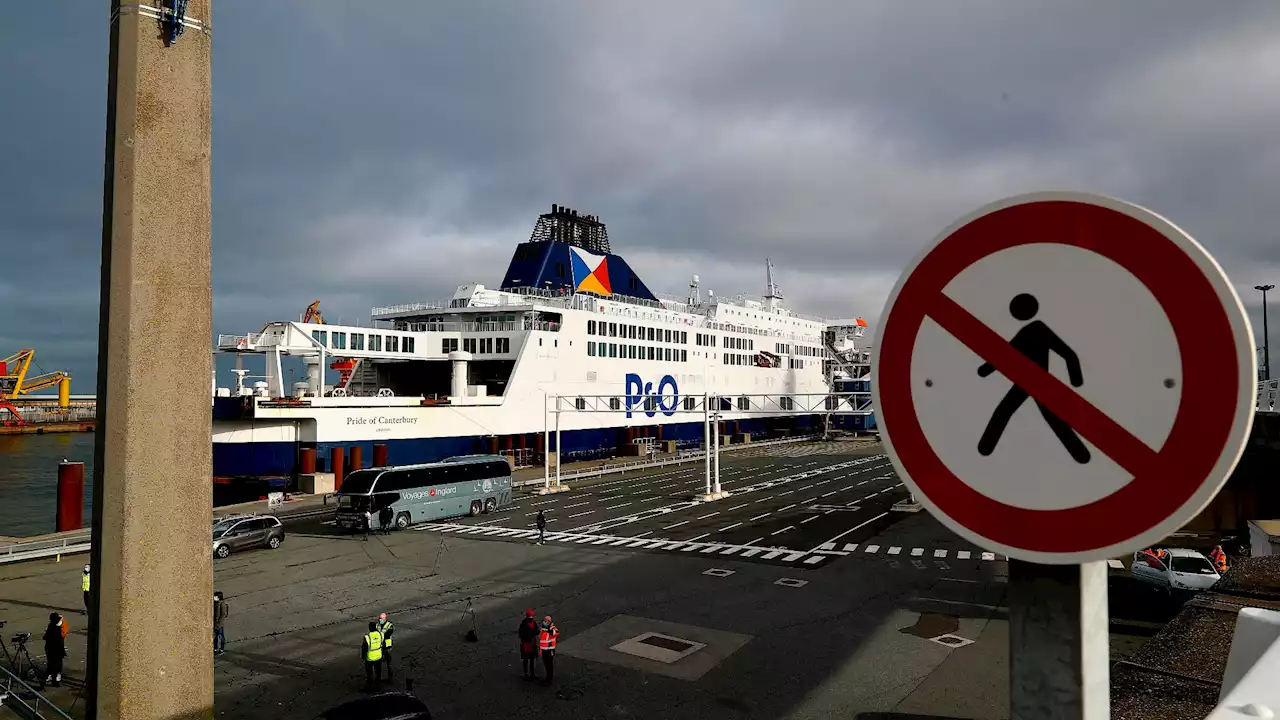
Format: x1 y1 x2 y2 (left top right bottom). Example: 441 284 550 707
764 258 783 311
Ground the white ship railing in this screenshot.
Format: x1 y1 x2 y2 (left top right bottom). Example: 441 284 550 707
1261 380 1279 413
0 530 91 565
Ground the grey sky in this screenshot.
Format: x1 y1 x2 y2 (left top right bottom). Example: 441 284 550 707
2 1 1278 388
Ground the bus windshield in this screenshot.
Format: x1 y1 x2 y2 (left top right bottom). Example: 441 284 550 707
339 470 380 495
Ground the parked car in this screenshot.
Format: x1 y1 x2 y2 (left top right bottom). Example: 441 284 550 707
1130 548 1220 593
212 515 285 559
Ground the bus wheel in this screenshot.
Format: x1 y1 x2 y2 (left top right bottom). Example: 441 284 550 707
469 501 482 517
395 512 411 529
484 498 497 514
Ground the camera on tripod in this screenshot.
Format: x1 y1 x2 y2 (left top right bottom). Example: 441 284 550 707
11 632 30 645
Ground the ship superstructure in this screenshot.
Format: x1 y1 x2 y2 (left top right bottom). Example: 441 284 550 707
213 205 870 478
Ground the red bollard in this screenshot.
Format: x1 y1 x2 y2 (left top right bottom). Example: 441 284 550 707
349 445 363 472
56 461 85 532
330 447 345 491
373 443 388 467
299 447 316 475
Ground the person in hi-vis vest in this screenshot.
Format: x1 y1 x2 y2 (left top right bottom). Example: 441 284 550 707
362 621 384 690
81 565 90 614
376 612 394 679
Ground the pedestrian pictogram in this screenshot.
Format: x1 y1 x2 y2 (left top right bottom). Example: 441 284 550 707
872 191 1257 564
976 292 1090 464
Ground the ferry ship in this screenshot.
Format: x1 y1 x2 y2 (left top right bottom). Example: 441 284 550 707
212 205 873 482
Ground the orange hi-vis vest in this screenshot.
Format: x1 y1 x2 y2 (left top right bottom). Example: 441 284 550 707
539 624 559 652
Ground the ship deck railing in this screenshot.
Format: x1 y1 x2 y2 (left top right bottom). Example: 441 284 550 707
0 530 91 565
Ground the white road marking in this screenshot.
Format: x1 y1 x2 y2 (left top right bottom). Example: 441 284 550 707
803 556 824 565
726 502 749 511
934 549 948 558
754 497 771 503
563 501 592 509
1107 559 1124 569
748 513 772 522
746 537 764 546
911 548 925 557
982 552 996 561
800 497 817 504
778 504 797 512
719 522 743 532
808 512 890 552
630 530 654 539
771 526 795 536
568 510 595 518
697 511 720 520
604 502 633 510
530 499 558 506
864 545 880 553
820 490 839 498
957 551 972 560
800 515 821 525
819 542 835 550
663 520 690 530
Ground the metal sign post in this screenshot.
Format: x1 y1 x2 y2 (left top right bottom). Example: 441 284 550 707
873 192 1257 719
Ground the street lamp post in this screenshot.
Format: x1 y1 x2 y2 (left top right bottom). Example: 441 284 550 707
1257 285 1274 381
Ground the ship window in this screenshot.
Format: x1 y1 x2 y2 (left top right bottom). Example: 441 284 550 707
497 338 510 353
575 397 586 410
780 396 794 411
443 338 458 353
610 343 618 358
588 320 596 335
387 336 399 352
684 397 696 411
609 397 621 410
647 346 655 360
681 350 687 362
332 332 345 350
665 348 672 361
648 327 656 341
463 338 476 354
317 331 328 347
630 325 637 339
609 323 617 337
738 397 750 411
588 342 596 356
370 335 382 352
353 334 365 351
749 339 753 351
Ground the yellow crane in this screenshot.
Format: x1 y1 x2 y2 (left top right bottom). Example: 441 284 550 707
0 349 71 425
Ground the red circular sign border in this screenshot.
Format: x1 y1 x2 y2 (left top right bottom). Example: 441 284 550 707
877 199 1239 554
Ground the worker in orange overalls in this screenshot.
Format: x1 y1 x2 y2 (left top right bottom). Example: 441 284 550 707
1211 545 1229 574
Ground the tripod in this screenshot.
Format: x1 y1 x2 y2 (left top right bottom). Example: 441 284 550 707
0 623 41 683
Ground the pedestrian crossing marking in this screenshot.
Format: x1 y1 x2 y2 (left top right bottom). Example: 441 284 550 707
1107 558 1125 569
414 522 1008 570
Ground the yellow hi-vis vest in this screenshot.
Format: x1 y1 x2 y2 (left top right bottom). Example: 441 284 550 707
82 574 90 592
377 620 393 647
364 631 383 662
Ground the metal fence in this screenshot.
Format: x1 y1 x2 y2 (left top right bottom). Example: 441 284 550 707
0 663 74 719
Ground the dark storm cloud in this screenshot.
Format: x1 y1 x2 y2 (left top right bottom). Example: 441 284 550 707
2 1 1280 387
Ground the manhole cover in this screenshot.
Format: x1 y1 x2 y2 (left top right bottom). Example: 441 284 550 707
610 632 708 664
775 578 808 588
929 633 975 649
639 635 696 652
704 568 735 577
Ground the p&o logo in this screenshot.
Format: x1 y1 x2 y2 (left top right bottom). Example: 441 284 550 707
625 373 678 418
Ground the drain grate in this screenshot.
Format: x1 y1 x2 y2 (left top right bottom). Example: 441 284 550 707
929 633 975 649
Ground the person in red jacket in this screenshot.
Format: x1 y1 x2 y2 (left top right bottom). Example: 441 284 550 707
517 609 540 681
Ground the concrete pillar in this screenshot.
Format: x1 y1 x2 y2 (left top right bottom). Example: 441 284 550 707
56 461 86 532
90 2 213 717
449 350 472 398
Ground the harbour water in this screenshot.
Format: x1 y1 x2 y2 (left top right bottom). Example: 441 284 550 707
0 432 95 538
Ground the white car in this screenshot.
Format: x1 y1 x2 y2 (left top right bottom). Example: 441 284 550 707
1130 548 1221 592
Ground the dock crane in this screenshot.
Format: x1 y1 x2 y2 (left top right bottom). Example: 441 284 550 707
300 300 359 392
0 349 72 425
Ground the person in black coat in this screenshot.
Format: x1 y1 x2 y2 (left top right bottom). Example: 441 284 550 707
517 609 540 680
42 612 67 688
379 503 394 535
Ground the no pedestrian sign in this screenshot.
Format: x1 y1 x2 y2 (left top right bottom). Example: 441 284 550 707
872 192 1256 564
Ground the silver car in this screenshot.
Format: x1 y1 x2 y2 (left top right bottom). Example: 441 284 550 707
213 515 285 559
